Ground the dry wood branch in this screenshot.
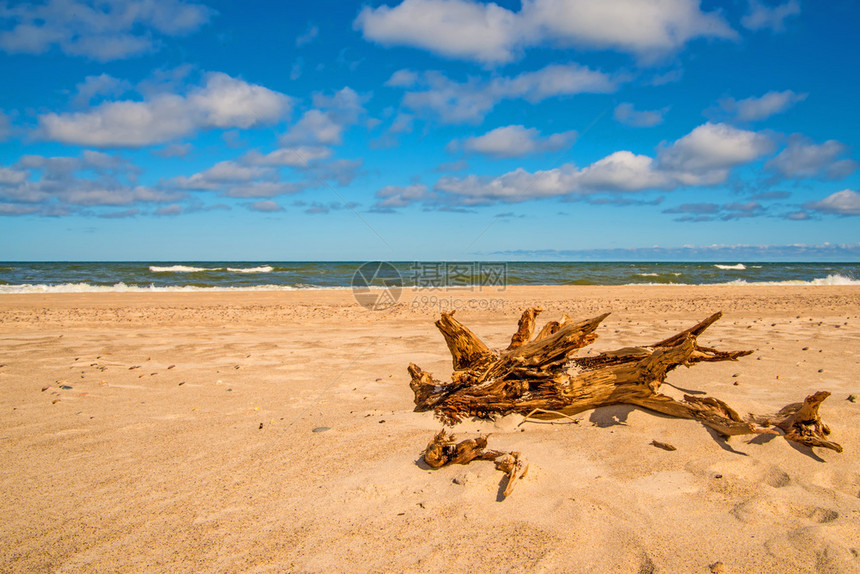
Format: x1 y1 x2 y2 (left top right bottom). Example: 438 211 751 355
410 310 841 455
535 313 569 341
653 311 723 348
775 391 843 452
421 430 528 498
518 408 581 426
436 311 495 371
506 308 543 351
494 452 529 498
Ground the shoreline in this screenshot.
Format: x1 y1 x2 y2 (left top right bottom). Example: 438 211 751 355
1 275 858 294
1 284 857 325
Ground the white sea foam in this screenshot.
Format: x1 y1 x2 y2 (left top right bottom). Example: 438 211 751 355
226 265 274 273
624 274 859 287
0 283 324 294
637 273 659 277
723 274 860 286
149 265 219 273
149 265 274 273
714 264 746 270
810 274 860 285
2 274 857 293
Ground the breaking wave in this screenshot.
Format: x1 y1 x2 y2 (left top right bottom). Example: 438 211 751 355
226 266 274 273
721 274 860 286
0 283 321 294
149 265 216 273
149 265 274 274
714 264 746 270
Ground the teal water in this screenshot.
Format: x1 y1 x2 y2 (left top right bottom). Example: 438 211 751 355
0 261 858 292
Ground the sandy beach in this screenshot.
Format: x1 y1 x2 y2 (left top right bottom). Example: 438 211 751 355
1 285 859 573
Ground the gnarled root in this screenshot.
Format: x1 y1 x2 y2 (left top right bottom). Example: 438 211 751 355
411 309 840 452
411 310 841 500
421 430 529 498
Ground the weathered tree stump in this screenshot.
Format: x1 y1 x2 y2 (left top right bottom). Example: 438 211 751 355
412 310 841 492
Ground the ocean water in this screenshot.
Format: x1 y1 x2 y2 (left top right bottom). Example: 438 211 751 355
0 261 858 293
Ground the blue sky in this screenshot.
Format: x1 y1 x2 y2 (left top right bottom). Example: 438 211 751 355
0 0 858 261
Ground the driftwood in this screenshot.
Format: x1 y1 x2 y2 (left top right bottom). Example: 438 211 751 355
412 309 841 492
422 429 528 498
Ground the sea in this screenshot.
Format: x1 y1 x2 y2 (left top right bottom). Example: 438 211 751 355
0 261 858 293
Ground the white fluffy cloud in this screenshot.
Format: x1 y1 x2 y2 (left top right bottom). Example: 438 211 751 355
657 122 774 174
73 74 132 105
247 200 285 212
398 64 617 124
356 0 735 64
0 151 183 213
719 90 807 122
436 166 580 203
578 152 670 191
356 0 521 65
169 161 276 191
419 123 774 205
0 0 214 61
0 166 27 185
400 72 497 124
664 200 765 221
741 0 800 32
189 73 291 129
281 87 366 145
280 110 345 146
766 135 858 180
295 23 319 47
614 103 667 127
373 184 435 210
458 125 576 158
0 111 10 141
803 190 860 216
38 72 292 147
492 64 617 102
245 146 332 167
0 203 42 216
40 95 196 147
524 0 736 56
161 136 361 200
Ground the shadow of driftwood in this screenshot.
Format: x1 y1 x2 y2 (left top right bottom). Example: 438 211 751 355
589 404 636 427
705 427 749 456
495 477 509 502
748 431 779 445
786 439 826 462
663 381 707 395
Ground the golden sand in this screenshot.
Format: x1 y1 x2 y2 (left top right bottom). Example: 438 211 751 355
1 286 859 573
